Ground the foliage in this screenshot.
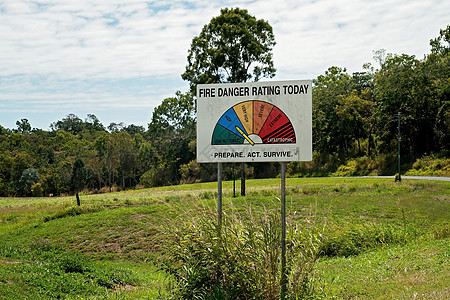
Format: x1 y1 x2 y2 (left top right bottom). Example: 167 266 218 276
182 7 276 92
148 91 197 186
0 26 450 197
71 158 85 193
180 159 217 184
405 154 450 176
15 118 31 133
331 154 398 177
163 207 323 299
19 168 39 196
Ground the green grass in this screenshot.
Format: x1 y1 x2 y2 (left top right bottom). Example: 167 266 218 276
0 177 449 298
315 239 449 299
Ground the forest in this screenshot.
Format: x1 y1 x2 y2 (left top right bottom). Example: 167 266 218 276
0 23 449 197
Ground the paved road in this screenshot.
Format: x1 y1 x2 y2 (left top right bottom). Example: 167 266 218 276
359 176 450 182
399 176 450 182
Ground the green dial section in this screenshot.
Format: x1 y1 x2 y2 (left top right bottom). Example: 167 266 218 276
212 124 245 145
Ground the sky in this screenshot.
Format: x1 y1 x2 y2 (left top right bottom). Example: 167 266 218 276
1 0 449 131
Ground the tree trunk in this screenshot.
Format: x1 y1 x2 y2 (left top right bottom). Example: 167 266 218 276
76 192 81 206
241 162 246 196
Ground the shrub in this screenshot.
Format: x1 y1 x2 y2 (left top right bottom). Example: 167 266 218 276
332 155 396 177
31 182 43 197
406 155 450 176
162 206 323 299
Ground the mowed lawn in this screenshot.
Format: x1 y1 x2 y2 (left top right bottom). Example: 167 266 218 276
0 177 449 299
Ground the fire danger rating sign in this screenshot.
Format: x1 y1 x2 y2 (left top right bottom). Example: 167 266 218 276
197 80 312 163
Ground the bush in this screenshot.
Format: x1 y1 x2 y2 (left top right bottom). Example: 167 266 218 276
406 155 450 176
332 155 397 177
31 182 43 197
140 163 173 187
180 160 217 184
162 206 323 299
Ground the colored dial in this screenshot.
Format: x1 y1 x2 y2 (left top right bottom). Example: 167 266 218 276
212 100 296 145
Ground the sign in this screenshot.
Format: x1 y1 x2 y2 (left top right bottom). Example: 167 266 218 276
197 80 312 163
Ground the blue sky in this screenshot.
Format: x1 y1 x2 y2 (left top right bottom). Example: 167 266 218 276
1 0 449 130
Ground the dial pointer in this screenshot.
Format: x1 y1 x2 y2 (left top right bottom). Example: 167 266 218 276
235 126 255 146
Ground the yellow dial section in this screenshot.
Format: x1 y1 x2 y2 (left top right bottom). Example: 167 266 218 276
233 101 253 135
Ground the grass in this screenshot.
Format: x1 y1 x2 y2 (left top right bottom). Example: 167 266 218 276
315 239 449 299
0 177 449 298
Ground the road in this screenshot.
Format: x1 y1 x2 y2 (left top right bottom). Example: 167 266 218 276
358 176 450 182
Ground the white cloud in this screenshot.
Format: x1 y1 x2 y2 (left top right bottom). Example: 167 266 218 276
0 0 449 129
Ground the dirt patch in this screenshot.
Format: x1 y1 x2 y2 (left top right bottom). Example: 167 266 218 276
431 196 450 203
129 213 146 220
0 259 20 265
113 284 137 293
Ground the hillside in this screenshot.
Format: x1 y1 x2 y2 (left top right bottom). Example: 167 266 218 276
0 177 449 299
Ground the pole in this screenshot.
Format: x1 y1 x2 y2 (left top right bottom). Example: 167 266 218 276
397 112 402 182
218 162 223 228
280 162 287 299
233 164 236 198
241 162 246 196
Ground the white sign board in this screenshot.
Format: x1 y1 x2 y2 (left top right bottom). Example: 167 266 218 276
197 80 312 163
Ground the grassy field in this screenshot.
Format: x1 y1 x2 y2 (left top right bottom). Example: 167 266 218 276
0 177 449 299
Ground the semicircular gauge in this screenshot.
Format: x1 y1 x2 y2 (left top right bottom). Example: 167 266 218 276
211 100 296 145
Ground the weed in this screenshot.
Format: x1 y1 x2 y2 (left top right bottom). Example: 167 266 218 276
319 223 410 257
301 186 321 195
0 243 141 298
42 204 104 222
162 205 323 299
200 191 215 199
432 221 450 239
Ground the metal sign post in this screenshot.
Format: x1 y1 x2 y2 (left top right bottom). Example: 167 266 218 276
217 162 223 229
280 162 287 299
397 112 402 182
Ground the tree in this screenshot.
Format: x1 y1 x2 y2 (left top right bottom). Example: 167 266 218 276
71 158 85 206
182 7 276 92
149 91 196 134
95 132 120 192
124 124 145 135
312 66 352 156
51 114 84 133
182 8 276 194
84 114 106 132
335 90 375 155
429 25 450 56
19 167 39 196
373 53 427 156
108 122 125 133
116 132 137 190
148 92 196 185
427 25 450 150
16 119 31 133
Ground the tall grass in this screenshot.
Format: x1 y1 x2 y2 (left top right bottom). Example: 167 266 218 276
160 204 324 299
318 223 412 257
